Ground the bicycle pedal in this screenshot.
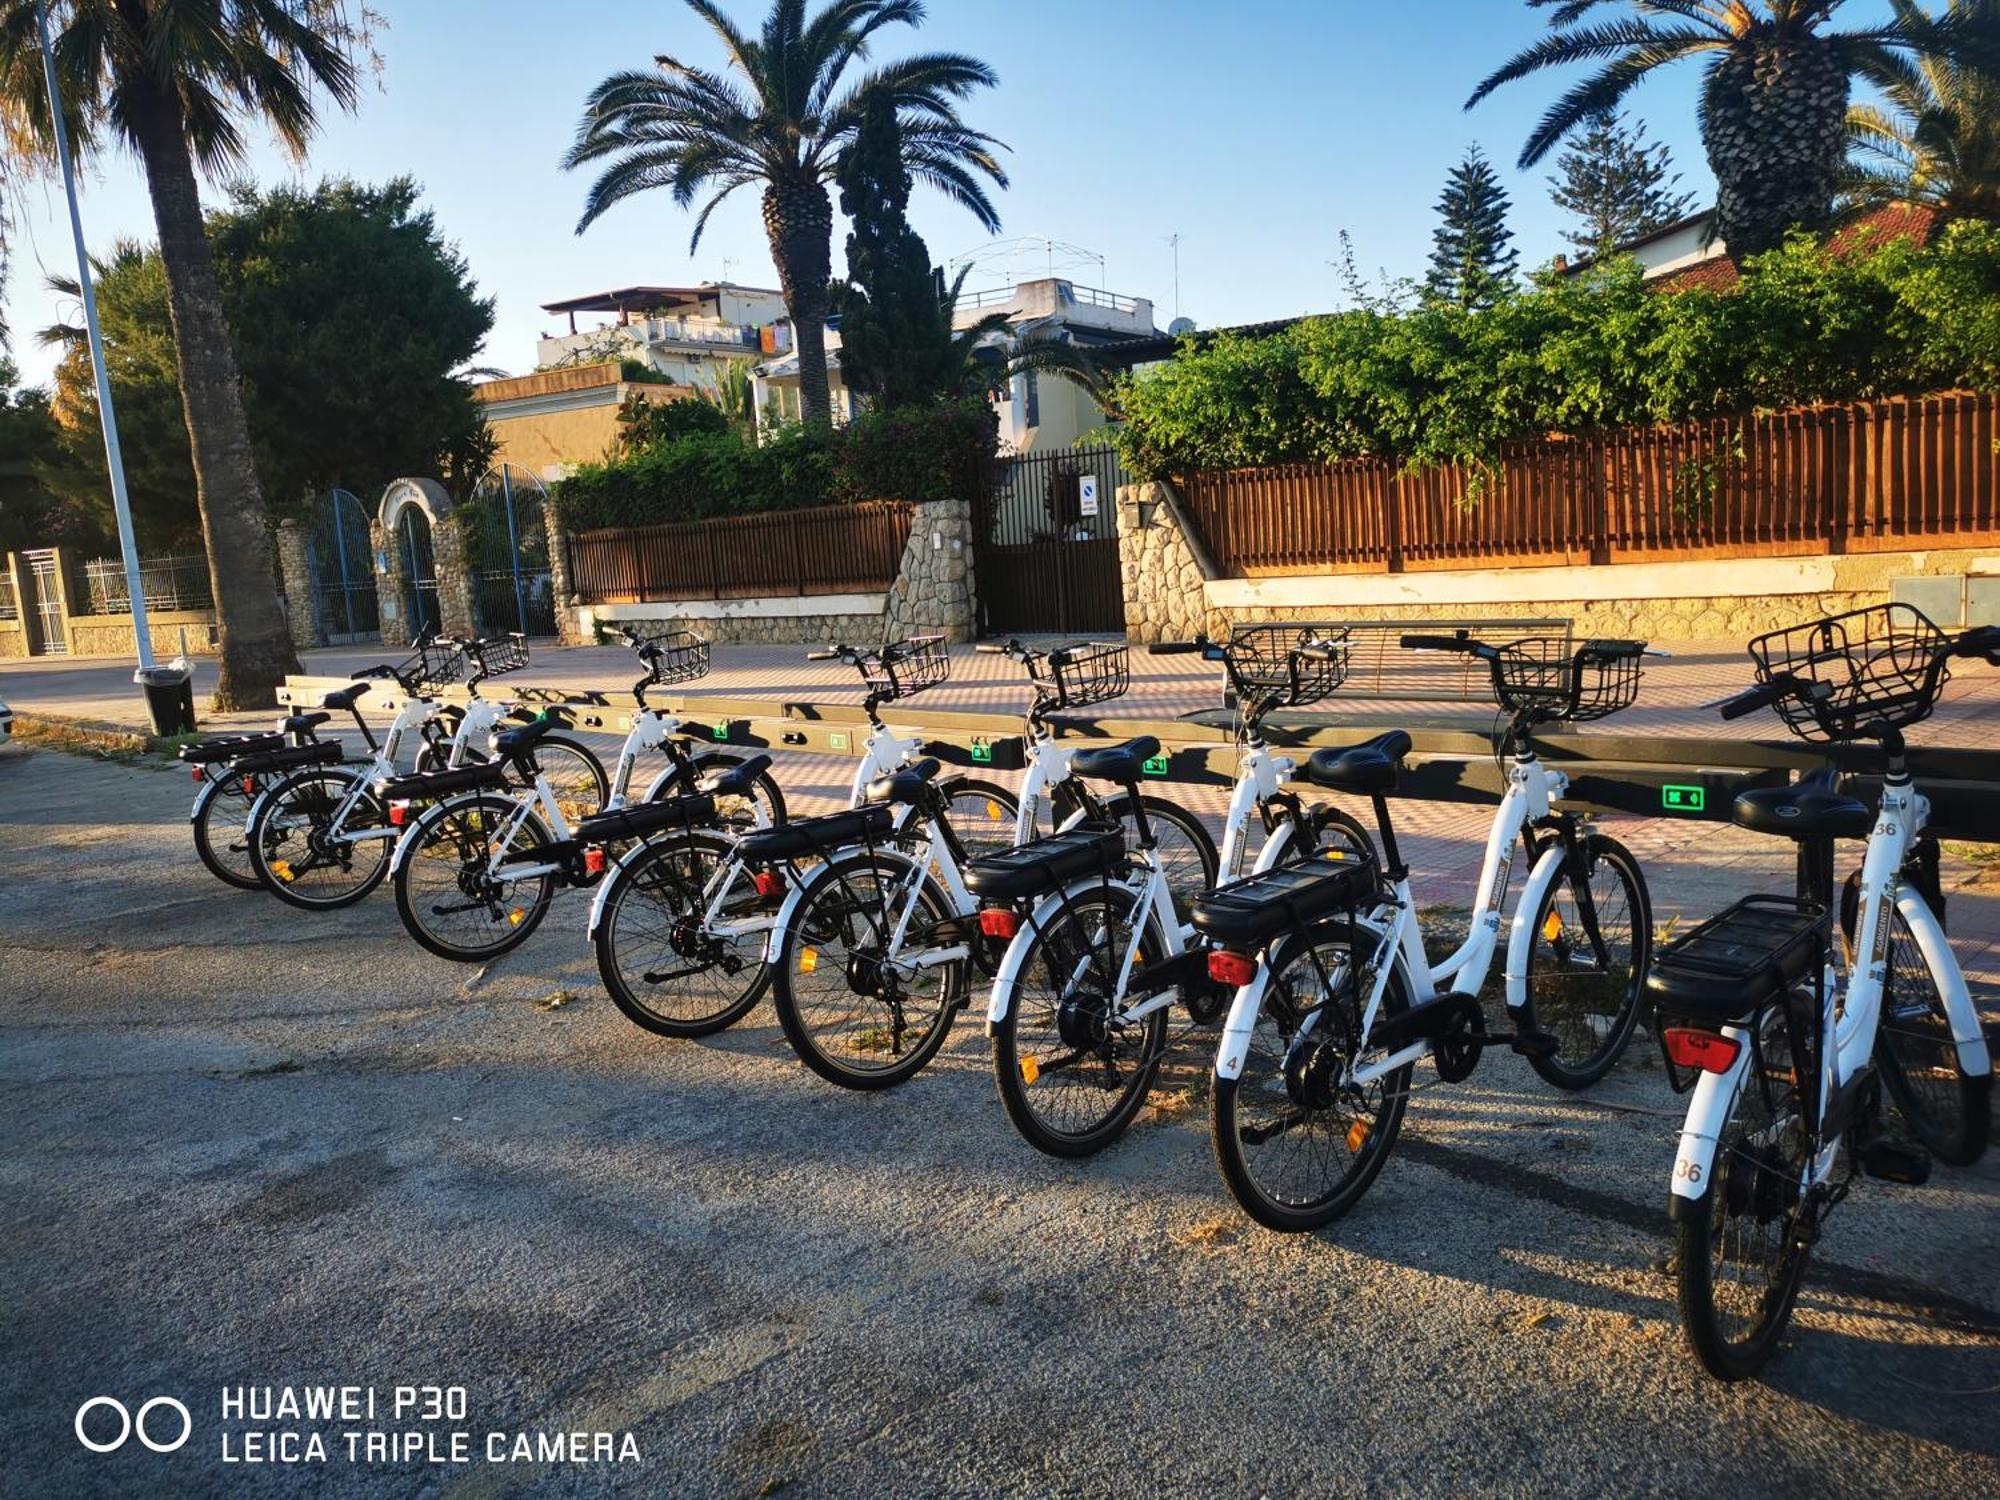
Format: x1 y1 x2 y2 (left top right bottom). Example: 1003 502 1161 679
1859 1139 1932 1186
1507 1028 1560 1060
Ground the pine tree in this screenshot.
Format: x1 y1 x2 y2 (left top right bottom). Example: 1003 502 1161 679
1425 147 1520 311
832 93 954 409
1548 112 1700 254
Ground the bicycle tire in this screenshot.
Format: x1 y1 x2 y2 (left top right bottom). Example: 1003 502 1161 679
191 775 261 890
650 751 788 832
992 881 1167 1157
1211 919 1412 1231
1675 1003 1814 1381
771 849 965 1090
939 776 1020 862
1875 905 1991 1166
1520 832 1652 1089
534 733 610 825
394 793 557 962
595 830 773 1038
247 766 392 910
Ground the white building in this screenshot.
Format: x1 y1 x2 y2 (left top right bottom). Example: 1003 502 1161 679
536 282 788 388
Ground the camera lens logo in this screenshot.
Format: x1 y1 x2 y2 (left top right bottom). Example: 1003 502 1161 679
75 1397 192 1454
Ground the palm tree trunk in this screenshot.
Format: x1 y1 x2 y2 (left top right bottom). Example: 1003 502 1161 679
1702 38 1850 258
763 181 835 425
128 83 298 709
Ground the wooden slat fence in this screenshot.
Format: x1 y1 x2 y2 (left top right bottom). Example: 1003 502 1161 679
1181 392 2000 576
567 501 913 604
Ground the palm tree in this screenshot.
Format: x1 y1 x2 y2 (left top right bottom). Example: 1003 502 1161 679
1843 0 2000 224
1468 1 2000 258
0 1 366 708
565 0 1006 427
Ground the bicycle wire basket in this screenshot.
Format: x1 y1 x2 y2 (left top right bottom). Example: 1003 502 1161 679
1747 603 1951 743
1491 637 1642 723
864 635 951 701
397 632 467 695
1233 625 1351 707
1034 641 1131 711
639 628 711 688
468 632 531 679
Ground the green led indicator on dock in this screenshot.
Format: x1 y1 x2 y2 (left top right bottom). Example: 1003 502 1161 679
1662 784 1705 812
970 740 993 764
1142 754 1170 777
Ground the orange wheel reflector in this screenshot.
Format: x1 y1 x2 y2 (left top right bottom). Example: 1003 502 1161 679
1020 1055 1041 1086
799 947 819 975
1346 1119 1371 1154
507 908 526 927
1543 911 1564 943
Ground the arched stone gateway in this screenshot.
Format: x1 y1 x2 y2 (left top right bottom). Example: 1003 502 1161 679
371 478 476 647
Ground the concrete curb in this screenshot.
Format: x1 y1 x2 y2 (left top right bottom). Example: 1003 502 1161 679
10 710 172 758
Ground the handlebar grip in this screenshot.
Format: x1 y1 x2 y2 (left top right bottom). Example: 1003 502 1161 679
974 643 1005 655
1147 641 1206 656
1951 624 2000 658
355 665 396 679
1400 633 1474 653
806 649 839 662
1718 681 1784 721
1296 642 1341 662
1580 638 1647 658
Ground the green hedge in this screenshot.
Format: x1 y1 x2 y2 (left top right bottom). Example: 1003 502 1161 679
554 399 997 532
1112 219 2000 480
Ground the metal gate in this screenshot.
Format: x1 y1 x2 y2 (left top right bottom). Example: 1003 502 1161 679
399 506 438 640
467 463 556 637
977 444 1126 636
22 549 67 656
307 488 379 643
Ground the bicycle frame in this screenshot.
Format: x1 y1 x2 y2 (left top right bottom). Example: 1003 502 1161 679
1668 778 1993 1204
1213 748 1579 1085
244 694 446 853
985 855 1187 1030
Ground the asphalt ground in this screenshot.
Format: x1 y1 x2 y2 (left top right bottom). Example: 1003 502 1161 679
3 735 1998 1499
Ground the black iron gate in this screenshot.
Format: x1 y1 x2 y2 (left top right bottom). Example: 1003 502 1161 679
308 488 379 643
399 506 438 639
467 464 556 637
977 444 1126 636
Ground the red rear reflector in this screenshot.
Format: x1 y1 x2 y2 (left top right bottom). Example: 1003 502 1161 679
241 776 258 795
979 907 1021 940
192 766 204 783
1208 949 1258 987
388 803 410 826
1663 1027 1741 1074
753 870 784 900
583 846 607 876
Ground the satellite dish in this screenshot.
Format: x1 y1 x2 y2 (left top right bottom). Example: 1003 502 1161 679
1168 317 1197 337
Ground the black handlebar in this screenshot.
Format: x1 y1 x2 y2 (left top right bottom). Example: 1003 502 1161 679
1399 632 1482 655
1717 679 1790 722
1147 640 1207 656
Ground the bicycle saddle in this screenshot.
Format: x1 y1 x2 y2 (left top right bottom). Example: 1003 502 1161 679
491 712 572 761
1071 736 1160 783
320 683 370 711
283 711 332 735
1306 731 1412 796
1733 768 1872 842
866 757 941 806
697 753 773 798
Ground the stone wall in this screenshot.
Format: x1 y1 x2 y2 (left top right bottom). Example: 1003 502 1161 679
883 497 976 644
64 608 219 659
275 519 316 653
586 606 890 647
1117 483 1210 644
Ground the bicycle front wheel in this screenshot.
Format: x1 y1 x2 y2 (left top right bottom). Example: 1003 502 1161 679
1520 833 1651 1088
650 752 788 832
1676 1002 1814 1381
249 767 391 910
772 850 966 1090
191 774 261 890
536 734 610 826
1212 921 1411 1231
595 832 771 1037
394 794 556 962
941 777 1020 863
992 883 1167 1157
1876 905 1991 1166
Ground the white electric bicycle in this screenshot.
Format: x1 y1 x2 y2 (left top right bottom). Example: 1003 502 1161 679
1203 633 1657 1231
1650 604 1996 1380
974 632 1373 1156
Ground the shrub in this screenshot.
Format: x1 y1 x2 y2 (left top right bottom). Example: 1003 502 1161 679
554 398 997 531
617 392 730 453
1112 220 2000 479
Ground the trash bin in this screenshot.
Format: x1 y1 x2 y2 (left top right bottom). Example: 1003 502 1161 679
136 659 197 736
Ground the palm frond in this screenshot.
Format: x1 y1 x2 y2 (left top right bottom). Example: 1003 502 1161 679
1467 17 1724 111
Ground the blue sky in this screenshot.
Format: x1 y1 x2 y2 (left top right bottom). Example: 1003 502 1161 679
2 0 1887 388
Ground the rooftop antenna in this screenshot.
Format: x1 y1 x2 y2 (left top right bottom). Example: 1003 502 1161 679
1165 233 1182 322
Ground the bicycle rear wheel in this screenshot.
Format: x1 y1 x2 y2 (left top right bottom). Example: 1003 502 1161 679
394 794 557 962
941 777 1019 863
249 767 392 910
191 775 260 890
772 850 966 1089
992 884 1167 1157
1212 921 1411 1231
1875 906 1990 1166
595 833 771 1037
649 752 788 832
536 734 609 826
1521 833 1651 1089
1676 1003 1814 1381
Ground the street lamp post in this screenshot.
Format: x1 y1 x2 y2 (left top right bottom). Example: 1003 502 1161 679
34 0 155 672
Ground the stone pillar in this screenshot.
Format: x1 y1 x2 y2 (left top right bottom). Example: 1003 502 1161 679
430 513 479 641
883 498 976 644
275 518 318 652
372 520 410 648
1117 483 1208 645
543 498 583 645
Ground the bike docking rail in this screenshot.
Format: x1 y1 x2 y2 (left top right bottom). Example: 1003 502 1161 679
278 675 2000 843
